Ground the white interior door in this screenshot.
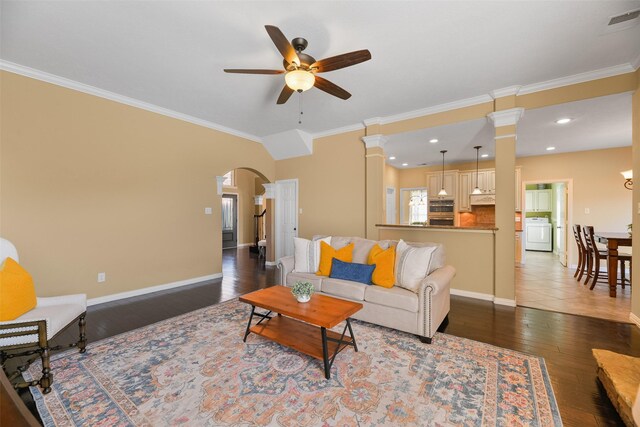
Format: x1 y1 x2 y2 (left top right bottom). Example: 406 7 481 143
386 187 396 224
275 179 298 260
555 183 568 266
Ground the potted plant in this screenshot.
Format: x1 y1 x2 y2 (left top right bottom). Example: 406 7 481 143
291 281 314 303
628 223 632 236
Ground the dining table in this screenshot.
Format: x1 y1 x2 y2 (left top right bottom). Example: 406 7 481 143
594 232 632 297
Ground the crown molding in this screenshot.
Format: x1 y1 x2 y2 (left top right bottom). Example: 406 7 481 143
262 183 276 199
362 134 387 149
0 60 262 144
518 63 636 95
363 117 382 127
487 108 525 127
490 86 521 99
378 94 494 125
632 53 640 71
311 123 365 139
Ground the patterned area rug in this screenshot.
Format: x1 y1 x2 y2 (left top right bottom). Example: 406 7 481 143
26 299 562 426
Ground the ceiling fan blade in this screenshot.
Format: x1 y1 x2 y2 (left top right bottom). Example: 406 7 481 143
276 85 294 104
223 69 284 74
314 76 351 100
265 25 300 66
311 50 371 73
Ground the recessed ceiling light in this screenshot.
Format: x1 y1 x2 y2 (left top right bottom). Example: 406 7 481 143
389 156 396 160
555 118 572 124
429 139 438 143
402 162 408 166
481 154 489 158
546 146 556 151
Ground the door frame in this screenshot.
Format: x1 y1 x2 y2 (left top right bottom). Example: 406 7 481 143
275 179 299 261
221 193 238 249
521 178 573 267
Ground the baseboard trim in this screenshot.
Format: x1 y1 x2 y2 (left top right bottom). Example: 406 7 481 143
265 261 277 267
237 243 252 248
87 273 223 306
493 297 517 307
450 289 494 301
630 312 640 329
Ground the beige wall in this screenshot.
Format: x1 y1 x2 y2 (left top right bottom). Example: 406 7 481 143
378 227 495 295
275 130 366 239
519 147 632 267
0 71 275 299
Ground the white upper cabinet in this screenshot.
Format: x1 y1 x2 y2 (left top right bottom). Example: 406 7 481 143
426 171 457 199
458 172 472 212
525 189 552 212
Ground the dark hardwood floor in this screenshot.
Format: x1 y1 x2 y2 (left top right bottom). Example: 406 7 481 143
17 247 636 426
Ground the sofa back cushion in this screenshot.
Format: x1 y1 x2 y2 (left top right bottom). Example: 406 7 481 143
387 240 445 274
351 237 390 264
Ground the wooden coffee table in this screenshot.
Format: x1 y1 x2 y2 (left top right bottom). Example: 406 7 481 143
239 285 363 379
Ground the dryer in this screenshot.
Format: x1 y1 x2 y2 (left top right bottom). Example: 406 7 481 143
525 217 553 252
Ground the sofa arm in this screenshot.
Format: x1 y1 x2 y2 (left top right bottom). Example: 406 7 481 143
421 265 455 296
417 265 455 340
277 256 295 285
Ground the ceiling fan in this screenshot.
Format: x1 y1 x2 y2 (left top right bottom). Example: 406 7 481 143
224 25 371 104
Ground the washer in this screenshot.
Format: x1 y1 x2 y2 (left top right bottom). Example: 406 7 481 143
525 217 553 252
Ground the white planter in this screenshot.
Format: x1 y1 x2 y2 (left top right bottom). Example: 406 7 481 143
296 294 311 303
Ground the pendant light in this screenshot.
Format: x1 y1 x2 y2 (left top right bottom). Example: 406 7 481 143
438 150 448 196
472 146 483 195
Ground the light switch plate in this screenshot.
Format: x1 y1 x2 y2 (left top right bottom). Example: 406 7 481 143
204 207 213 215
584 208 590 214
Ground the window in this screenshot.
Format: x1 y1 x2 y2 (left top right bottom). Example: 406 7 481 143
222 171 234 187
399 188 427 224
408 189 428 224
221 197 234 230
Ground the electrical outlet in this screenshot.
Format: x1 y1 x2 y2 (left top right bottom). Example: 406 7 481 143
204 207 213 215
97 272 106 283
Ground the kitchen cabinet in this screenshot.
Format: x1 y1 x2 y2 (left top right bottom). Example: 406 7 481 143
458 172 472 212
526 189 552 212
427 171 457 200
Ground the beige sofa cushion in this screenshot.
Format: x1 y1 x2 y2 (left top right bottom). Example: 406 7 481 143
351 237 390 264
322 278 366 301
285 272 323 292
364 285 419 313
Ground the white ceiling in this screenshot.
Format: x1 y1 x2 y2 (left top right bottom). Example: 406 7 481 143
385 93 633 168
1 1 639 150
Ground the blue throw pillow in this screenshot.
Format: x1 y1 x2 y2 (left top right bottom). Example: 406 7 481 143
329 258 375 285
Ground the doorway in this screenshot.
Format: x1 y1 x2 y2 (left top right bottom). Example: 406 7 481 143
386 187 396 224
221 194 238 249
522 180 569 266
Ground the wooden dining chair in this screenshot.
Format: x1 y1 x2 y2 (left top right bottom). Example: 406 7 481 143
572 224 588 281
582 226 610 290
619 253 632 289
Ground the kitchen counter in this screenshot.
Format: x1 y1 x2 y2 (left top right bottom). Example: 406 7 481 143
376 224 498 232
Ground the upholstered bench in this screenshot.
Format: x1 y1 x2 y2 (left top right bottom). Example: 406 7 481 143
592 348 640 427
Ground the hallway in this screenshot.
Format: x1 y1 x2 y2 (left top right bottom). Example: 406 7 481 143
516 251 632 323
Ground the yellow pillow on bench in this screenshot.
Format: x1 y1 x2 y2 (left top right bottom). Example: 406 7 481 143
368 244 396 288
0 257 37 321
317 242 354 276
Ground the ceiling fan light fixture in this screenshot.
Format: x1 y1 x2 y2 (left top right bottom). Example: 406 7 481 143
285 69 315 92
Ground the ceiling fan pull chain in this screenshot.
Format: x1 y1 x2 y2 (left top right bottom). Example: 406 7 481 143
298 92 304 124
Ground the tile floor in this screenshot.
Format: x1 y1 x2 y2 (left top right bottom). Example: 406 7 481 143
516 250 632 323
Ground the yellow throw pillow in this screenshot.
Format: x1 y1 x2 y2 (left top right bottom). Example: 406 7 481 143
368 244 396 288
317 242 354 276
0 257 37 321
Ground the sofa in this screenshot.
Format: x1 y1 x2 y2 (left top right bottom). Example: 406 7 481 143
277 236 455 343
